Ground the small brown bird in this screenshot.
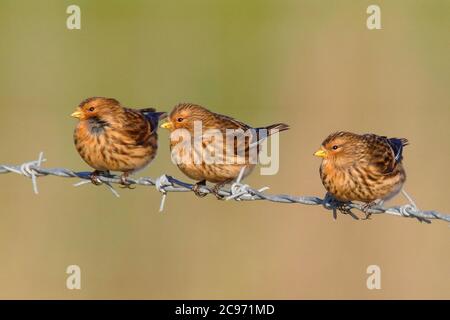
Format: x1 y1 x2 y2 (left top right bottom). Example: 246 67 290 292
314 131 408 218
161 103 289 198
71 97 166 187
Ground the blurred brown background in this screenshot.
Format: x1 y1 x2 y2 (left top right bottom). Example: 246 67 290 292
0 0 448 299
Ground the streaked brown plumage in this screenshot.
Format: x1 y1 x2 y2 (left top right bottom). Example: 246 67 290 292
161 103 289 197
71 97 166 186
314 131 408 217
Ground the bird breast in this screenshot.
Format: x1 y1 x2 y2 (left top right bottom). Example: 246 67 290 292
74 121 157 172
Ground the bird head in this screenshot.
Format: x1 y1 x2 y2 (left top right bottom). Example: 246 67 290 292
314 131 362 166
71 97 121 121
160 103 211 132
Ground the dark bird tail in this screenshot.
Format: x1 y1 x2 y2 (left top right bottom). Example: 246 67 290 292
140 108 167 133
259 123 290 135
253 123 289 144
388 137 409 162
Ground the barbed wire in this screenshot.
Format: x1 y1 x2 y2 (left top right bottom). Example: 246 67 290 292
1 152 449 224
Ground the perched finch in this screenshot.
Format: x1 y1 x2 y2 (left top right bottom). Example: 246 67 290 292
71 97 166 187
314 131 408 218
160 103 289 198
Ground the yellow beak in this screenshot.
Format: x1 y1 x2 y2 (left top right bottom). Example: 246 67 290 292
160 121 173 130
71 109 83 119
314 149 327 158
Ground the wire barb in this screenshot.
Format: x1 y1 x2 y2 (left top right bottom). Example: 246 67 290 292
0 152 449 224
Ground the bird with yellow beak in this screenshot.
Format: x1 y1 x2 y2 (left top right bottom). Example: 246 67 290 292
160 103 289 198
314 131 408 219
71 97 166 187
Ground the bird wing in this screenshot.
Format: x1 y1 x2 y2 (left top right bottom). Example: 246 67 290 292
198 113 255 163
207 114 289 162
363 134 408 175
212 114 252 131
120 109 154 146
200 113 288 163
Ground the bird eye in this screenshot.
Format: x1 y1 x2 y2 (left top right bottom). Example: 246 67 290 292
89 107 95 112
177 117 183 122
332 145 339 150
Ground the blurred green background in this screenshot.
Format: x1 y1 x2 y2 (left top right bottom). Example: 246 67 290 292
0 0 449 299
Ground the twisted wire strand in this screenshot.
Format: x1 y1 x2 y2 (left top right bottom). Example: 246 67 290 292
0 152 449 223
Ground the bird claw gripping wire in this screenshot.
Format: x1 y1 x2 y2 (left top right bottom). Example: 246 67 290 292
192 181 209 198
90 172 103 186
73 171 120 198
322 193 359 220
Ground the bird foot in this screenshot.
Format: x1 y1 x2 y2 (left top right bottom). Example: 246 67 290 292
90 171 103 186
336 203 359 220
119 173 135 189
212 180 233 200
324 193 359 220
362 202 376 220
192 180 208 198
212 183 226 200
